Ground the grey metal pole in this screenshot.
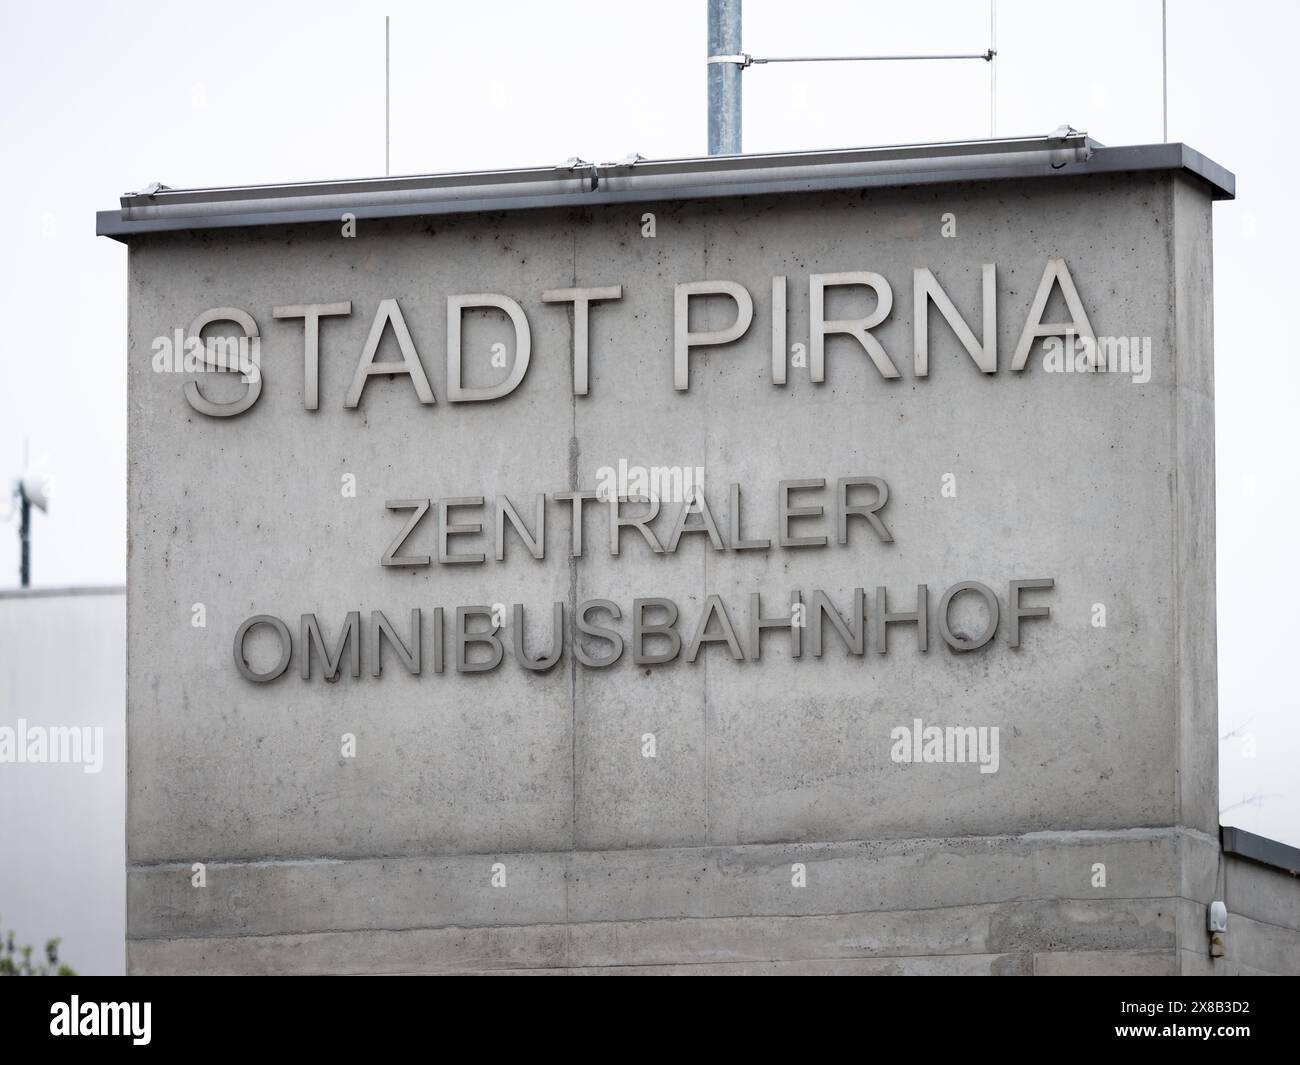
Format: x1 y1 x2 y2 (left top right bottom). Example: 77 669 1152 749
19 490 30 587
708 0 742 155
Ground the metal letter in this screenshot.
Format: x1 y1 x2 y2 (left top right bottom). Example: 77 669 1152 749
778 478 828 548
512 602 564 672
1008 578 1054 648
233 614 292 683
808 588 865 657
576 599 624 668
837 477 893 544
432 606 445 674
610 496 664 555
184 307 263 417
381 499 432 567
747 592 802 661
730 483 770 551
664 491 725 552
874 584 929 653
541 286 622 396
632 597 682 665
300 612 361 680
686 594 745 662
272 302 351 410
673 280 753 390
553 490 599 557
809 273 898 381
772 275 787 385
447 293 532 402
938 581 1000 651
345 298 435 408
438 497 486 565
913 266 996 376
1012 259 1097 371
456 606 503 672
369 608 421 676
495 494 546 561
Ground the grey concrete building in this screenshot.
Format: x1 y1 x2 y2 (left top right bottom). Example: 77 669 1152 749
98 134 1300 974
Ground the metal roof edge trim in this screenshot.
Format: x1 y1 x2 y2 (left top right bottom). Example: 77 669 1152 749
1221 826 1300 877
96 137 1234 242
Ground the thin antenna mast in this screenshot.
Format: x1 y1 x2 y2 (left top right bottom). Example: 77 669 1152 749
1161 0 1168 141
990 0 997 138
385 15 391 175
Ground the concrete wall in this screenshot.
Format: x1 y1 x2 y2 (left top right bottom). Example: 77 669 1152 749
122 168 1273 973
1210 855 1300 975
0 588 126 975
1174 843 1300 976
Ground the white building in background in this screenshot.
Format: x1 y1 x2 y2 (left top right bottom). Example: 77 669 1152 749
0 587 125 975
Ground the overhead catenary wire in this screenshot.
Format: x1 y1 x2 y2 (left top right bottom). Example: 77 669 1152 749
707 2 999 147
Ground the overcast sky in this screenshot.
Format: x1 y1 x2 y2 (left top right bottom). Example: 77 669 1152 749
0 0 1294 847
